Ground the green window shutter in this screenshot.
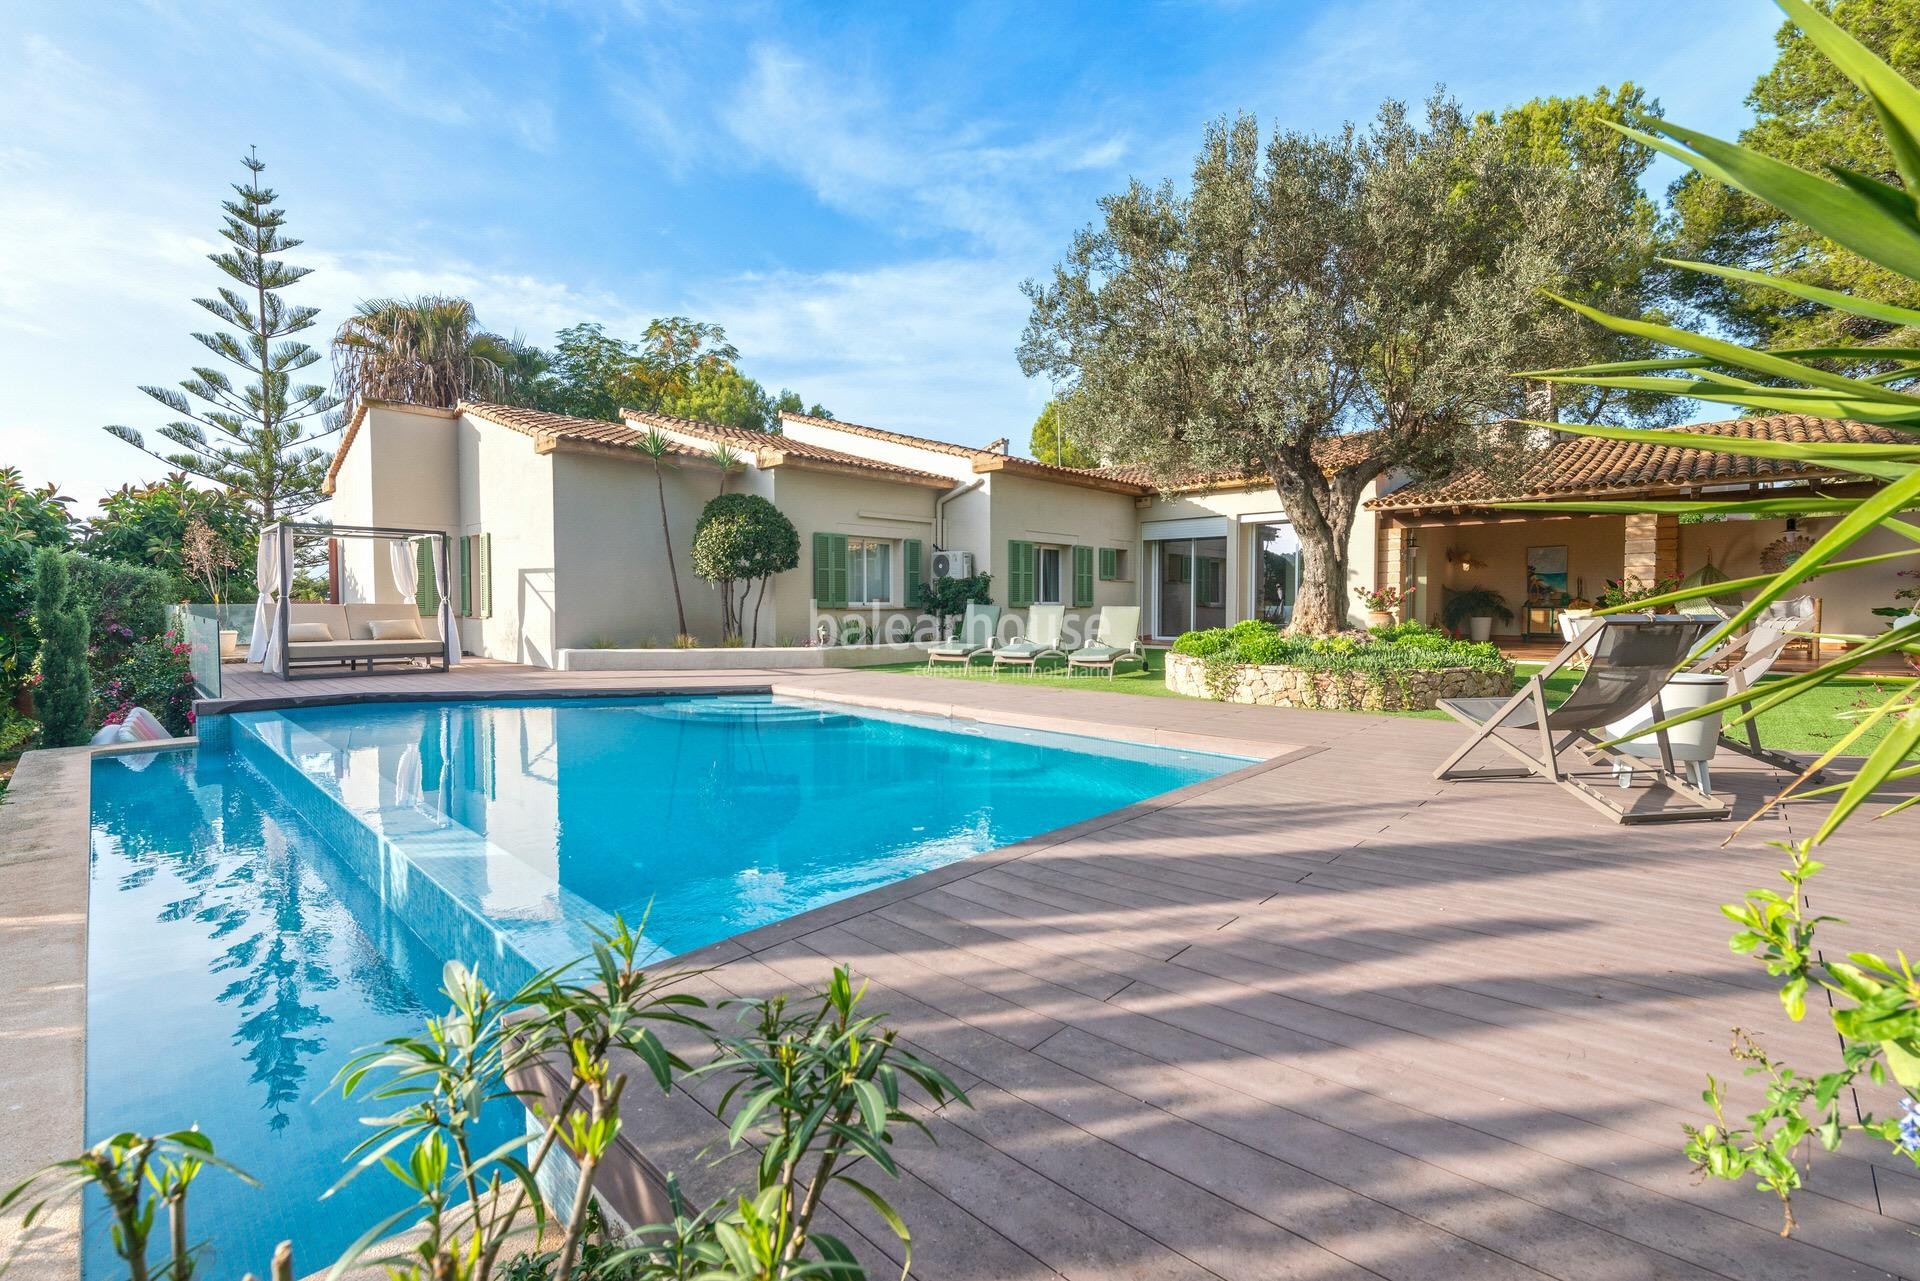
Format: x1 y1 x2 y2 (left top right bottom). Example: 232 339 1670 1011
813 533 832 605
903 539 923 597
1007 540 1033 608
458 536 472 616
478 533 493 618
415 540 439 617
813 533 849 608
829 535 848 608
1098 547 1117 581
1072 545 1094 607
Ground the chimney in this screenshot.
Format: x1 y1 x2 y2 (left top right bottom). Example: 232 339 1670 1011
1524 379 1565 446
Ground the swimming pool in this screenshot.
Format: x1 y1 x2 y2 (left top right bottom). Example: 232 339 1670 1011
86 694 1241 1272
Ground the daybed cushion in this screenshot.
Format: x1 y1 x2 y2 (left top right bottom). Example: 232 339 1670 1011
344 603 440 642
287 603 349 636
286 622 335 643
287 639 441 660
367 617 424 641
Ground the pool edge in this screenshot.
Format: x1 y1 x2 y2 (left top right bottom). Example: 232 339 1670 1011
0 744 100 1281
1 680 1307 1279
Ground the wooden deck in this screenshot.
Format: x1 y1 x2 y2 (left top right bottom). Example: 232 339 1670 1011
199 660 1920 1280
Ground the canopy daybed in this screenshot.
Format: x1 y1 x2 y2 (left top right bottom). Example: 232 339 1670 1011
249 522 460 680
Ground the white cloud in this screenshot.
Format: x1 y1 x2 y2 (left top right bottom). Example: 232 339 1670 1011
691 257 1044 444
706 43 1130 253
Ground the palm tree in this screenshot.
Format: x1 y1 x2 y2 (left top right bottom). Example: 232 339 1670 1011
331 295 510 417
710 445 743 496
480 332 553 408
635 429 689 639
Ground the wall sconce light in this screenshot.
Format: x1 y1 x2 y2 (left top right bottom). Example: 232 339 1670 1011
1446 547 1477 571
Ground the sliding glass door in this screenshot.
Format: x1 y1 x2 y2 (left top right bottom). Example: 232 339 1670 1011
1150 537 1227 638
1253 521 1299 626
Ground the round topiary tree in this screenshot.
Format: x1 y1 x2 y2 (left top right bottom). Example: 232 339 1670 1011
690 493 799 645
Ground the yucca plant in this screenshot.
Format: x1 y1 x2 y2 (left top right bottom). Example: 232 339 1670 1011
1509 0 1920 1232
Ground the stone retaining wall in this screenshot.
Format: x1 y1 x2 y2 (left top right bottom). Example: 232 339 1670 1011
1164 651 1510 711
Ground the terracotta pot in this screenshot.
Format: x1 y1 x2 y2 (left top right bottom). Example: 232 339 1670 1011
1366 609 1393 628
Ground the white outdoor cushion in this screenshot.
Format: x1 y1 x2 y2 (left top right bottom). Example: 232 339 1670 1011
367 617 424 641
286 622 335 643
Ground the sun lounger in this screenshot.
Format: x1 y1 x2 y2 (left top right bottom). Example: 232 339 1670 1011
927 603 1001 671
1435 614 1729 823
991 605 1067 675
1066 605 1143 675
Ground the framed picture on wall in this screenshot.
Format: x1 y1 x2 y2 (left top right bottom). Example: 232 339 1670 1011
1526 545 1569 605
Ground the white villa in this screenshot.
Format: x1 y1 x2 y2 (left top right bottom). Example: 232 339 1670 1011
323 400 1911 667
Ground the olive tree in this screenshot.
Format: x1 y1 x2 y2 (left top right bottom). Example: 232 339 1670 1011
690 493 799 645
1019 94 1657 633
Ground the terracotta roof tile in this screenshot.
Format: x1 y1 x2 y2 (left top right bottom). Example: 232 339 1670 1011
461 401 706 457
1090 431 1382 495
1367 414 1906 512
776 411 983 457
621 409 955 486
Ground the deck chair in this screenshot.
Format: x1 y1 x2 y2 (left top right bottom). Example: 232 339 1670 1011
1688 599 1822 781
1764 595 1821 664
926 603 1001 671
1435 614 1730 824
1066 606 1143 676
992 605 1067 675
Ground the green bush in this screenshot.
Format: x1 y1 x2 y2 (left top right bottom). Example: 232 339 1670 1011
30 549 91 747
63 553 178 648
1172 618 1508 675
0 709 38 758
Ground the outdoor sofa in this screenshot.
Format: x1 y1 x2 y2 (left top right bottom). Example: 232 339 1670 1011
282 602 448 673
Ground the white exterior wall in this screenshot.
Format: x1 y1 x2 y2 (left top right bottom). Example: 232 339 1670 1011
332 406 460 605
550 451 728 649
455 414 558 665
775 419 977 482
1139 476 1387 635
987 473 1141 639
769 467 941 644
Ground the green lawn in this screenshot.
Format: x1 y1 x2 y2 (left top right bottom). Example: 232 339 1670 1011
860 646 1189 697
862 650 1905 756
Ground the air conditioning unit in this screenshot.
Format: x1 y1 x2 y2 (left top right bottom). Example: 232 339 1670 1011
930 549 974 580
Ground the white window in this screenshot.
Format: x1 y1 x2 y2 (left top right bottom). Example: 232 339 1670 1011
1036 546 1063 604
848 539 893 604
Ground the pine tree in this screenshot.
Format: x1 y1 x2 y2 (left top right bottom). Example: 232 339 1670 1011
108 149 339 523
31 550 90 747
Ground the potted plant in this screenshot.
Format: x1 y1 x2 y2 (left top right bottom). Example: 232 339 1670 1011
1442 586 1512 643
1353 584 1404 628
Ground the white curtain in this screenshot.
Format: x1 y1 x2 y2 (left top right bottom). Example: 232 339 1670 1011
391 537 420 603
435 536 460 667
248 525 281 664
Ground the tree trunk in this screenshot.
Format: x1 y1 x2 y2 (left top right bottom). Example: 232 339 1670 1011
653 463 689 637
1263 457 1377 636
1292 532 1351 635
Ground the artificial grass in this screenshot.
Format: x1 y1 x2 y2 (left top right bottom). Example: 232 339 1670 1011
860 649 1908 756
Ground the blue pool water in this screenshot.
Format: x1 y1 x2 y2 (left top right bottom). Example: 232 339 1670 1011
86 694 1239 1273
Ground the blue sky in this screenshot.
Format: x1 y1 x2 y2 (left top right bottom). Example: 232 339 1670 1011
2 0 1785 514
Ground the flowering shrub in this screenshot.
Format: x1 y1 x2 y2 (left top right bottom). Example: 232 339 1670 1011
93 630 195 736
1353 584 1404 612
1172 618 1508 674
